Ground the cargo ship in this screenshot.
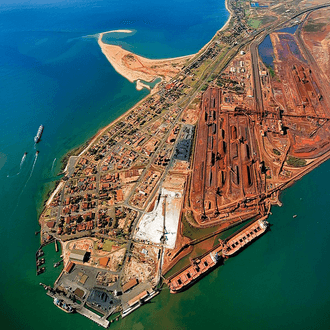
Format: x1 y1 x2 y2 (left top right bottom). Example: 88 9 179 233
53 298 75 313
167 245 222 293
222 218 269 257
34 125 44 143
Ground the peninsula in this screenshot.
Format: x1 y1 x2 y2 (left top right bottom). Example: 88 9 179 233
98 30 193 89
37 0 330 327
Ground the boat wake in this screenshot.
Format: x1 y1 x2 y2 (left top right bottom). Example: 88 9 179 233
26 151 39 183
7 152 27 178
10 151 39 219
51 158 56 173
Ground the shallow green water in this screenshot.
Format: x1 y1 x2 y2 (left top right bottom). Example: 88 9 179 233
1 1 330 329
111 160 330 330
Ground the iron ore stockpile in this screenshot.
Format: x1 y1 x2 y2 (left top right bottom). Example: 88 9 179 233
36 0 330 327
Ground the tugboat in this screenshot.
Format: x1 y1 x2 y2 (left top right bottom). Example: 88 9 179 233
54 260 62 268
34 125 44 143
53 298 75 313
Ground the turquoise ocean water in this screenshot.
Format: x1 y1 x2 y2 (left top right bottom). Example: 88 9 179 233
0 1 330 329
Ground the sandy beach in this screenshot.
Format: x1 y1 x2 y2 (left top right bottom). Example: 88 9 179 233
98 31 193 83
68 0 234 171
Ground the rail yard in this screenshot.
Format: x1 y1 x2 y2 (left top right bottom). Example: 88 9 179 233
37 0 330 327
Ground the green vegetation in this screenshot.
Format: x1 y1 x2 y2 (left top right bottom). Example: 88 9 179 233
44 209 51 217
201 84 209 91
286 155 307 167
273 148 281 156
304 22 326 33
248 19 261 29
102 239 115 252
268 66 275 78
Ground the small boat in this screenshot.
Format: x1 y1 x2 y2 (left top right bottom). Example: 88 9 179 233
293 214 297 218
37 267 45 275
36 150 39 155
36 249 44 258
54 260 62 268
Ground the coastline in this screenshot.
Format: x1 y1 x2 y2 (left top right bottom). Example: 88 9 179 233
98 31 194 84
3 0 330 329
48 0 233 211
39 0 233 246
221 0 232 32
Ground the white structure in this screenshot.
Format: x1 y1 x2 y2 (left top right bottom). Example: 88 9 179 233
134 188 183 249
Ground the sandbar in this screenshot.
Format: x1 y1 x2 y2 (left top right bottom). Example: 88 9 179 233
98 32 193 83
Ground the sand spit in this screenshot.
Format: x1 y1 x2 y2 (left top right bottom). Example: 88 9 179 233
98 31 193 84
100 29 133 34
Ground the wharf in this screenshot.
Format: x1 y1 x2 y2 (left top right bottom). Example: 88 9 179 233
77 307 109 328
55 240 59 252
46 289 110 328
122 290 159 318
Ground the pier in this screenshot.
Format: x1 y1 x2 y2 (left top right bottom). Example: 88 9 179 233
77 307 109 328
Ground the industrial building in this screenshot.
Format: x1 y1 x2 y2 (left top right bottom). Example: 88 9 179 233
69 249 88 262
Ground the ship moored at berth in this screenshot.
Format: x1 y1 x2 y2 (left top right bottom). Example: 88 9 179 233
222 218 269 257
167 245 223 293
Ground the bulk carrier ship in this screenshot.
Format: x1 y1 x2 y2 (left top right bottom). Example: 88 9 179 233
34 125 44 143
167 246 223 293
222 218 269 257
167 217 269 293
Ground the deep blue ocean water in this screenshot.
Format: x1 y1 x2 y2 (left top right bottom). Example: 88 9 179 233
1 1 330 330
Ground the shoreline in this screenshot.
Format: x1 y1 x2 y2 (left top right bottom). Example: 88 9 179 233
52 0 233 201
99 30 195 63
100 29 133 34
98 33 194 84
221 0 232 32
